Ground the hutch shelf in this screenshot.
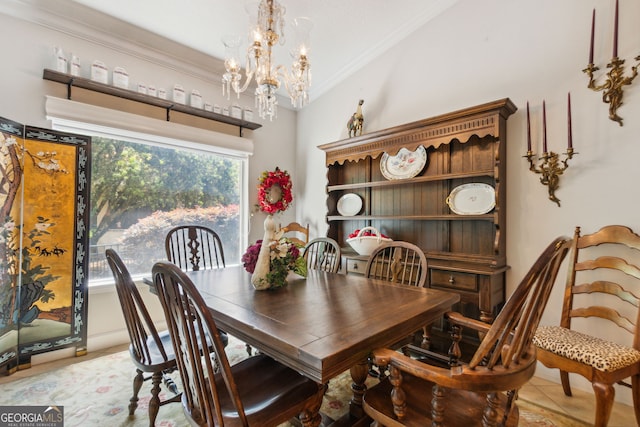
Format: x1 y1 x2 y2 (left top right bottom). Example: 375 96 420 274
319 98 517 350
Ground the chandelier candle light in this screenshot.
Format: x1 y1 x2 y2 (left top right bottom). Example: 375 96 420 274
525 95 577 207
222 0 312 121
583 0 640 126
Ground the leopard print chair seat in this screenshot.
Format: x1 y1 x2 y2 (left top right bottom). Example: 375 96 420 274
534 326 640 372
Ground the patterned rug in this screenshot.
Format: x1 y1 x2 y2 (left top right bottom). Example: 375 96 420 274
0 336 589 426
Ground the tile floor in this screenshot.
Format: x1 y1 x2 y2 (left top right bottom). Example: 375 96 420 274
1 345 637 426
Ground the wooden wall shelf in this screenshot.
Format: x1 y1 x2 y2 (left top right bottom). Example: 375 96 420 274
42 69 262 133
327 169 495 191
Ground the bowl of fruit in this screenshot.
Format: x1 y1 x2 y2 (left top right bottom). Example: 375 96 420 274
346 226 392 256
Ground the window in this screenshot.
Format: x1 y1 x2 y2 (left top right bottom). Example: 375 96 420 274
46 97 252 285
87 135 244 281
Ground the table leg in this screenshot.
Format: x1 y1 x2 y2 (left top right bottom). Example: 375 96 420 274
349 359 368 419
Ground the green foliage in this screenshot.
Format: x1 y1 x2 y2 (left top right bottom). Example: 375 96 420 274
90 137 240 243
118 205 240 272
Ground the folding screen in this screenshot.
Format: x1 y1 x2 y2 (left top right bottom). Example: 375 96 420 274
0 116 90 373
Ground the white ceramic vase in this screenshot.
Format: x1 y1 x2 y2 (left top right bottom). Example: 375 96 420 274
251 214 276 290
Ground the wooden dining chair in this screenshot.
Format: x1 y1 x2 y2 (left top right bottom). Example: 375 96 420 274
303 237 341 273
279 221 310 247
165 225 225 271
164 224 243 355
364 241 427 287
533 225 640 427
152 261 326 427
105 249 181 427
364 241 429 357
363 236 571 427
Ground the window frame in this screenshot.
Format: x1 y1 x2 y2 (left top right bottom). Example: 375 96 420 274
45 97 251 287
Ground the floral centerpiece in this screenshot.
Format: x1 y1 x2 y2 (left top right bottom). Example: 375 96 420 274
249 167 303 289
242 232 307 289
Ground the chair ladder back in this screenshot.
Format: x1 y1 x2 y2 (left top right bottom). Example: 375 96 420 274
533 226 640 426
153 261 245 426
165 225 226 271
106 249 169 365
564 225 640 344
469 237 571 369
279 222 310 247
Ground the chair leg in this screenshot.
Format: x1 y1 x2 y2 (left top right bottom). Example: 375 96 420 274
592 381 615 427
421 324 431 350
482 392 502 427
129 368 144 415
162 370 179 395
501 389 517 425
559 370 572 396
632 374 640 426
148 371 163 427
431 383 445 425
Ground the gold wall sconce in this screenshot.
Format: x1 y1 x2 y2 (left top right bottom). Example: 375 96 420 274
525 95 577 207
583 0 640 126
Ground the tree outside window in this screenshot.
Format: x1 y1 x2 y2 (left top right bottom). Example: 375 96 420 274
89 136 242 280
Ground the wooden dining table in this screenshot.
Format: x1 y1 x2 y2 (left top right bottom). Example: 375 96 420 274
155 266 459 425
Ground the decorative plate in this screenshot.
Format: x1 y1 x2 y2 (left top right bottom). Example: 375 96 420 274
337 193 363 216
380 145 427 180
446 183 496 215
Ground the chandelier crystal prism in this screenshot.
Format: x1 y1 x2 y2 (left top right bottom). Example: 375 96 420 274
222 0 312 121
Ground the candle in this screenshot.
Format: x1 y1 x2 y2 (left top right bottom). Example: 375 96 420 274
567 93 573 149
613 0 619 58
526 102 532 152
589 9 596 64
542 101 548 153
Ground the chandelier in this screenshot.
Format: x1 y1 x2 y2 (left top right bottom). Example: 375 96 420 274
222 0 312 121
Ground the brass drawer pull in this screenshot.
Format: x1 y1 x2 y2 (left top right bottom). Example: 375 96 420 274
448 276 455 284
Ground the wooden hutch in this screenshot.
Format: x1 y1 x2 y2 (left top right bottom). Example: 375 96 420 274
319 98 517 349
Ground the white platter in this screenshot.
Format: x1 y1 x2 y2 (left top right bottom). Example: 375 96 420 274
337 193 363 216
446 183 496 215
380 145 427 180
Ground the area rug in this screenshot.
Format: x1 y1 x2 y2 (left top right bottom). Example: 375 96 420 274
0 336 589 426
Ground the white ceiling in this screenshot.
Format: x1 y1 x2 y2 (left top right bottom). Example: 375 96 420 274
68 0 459 100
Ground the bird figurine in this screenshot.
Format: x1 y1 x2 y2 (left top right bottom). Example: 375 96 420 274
347 100 364 137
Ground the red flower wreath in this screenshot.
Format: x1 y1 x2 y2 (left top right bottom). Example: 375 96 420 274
257 167 293 214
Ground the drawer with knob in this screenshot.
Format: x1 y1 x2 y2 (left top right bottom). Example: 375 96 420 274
430 269 478 292
345 257 368 275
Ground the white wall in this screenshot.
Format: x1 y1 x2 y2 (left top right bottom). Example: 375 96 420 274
297 0 640 404
0 2 298 359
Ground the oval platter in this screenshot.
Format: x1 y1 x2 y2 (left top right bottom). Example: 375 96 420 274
380 145 427 180
446 183 496 215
